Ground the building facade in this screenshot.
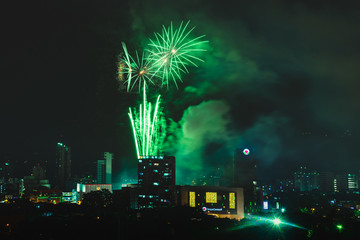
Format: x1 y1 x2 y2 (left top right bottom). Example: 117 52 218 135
294 167 319 191
138 155 175 208
174 185 244 220
233 148 257 189
56 142 71 191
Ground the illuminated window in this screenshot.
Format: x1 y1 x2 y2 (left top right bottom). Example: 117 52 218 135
206 192 217 203
189 192 196 207
229 192 235 209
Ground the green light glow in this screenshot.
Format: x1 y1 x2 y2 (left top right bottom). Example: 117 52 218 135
148 20 208 88
128 83 166 158
273 218 282 225
336 224 343 231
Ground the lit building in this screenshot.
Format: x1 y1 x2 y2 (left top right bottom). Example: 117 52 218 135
294 167 319 191
347 174 359 190
97 160 106 184
173 185 244 220
62 191 78 203
138 155 175 208
104 152 113 184
333 173 359 191
334 174 348 191
76 183 113 201
97 152 113 184
56 142 71 190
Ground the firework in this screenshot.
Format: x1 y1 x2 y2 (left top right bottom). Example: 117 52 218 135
118 42 158 92
148 20 208 88
119 21 207 159
128 83 166 158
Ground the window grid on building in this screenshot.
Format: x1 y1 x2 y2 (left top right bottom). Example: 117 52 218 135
229 192 235 209
206 192 217 203
189 191 195 207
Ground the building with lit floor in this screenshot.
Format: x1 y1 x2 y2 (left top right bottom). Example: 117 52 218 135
76 183 112 201
137 155 175 208
173 185 244 220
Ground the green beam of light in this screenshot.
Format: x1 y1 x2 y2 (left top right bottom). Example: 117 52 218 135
228 214 308 232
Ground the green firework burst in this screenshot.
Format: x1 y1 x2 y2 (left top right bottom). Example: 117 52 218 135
118 42 158 92
148 20 208 88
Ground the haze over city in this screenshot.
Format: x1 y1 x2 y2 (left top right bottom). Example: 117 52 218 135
2 0 360 186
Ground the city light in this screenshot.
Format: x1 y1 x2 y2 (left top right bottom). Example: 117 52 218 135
336 224 343 232
243 148 250 155
273 218 282 225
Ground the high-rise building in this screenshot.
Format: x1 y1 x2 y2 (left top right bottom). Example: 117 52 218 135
138 155 175 208
56 142 71 190
333 173 359 191
347 174 359 190
97 160 106 184
97 152 113 184
294 167 319 191
104 152 113 184
233 148 257 189
319 172 335 192
233 148 262 213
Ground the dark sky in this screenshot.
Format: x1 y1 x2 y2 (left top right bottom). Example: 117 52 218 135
2 0 360 184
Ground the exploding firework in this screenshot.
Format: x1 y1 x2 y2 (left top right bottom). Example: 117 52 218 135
118 42 158 92
128 83 166 158
148 20 208 88
119 21 207 158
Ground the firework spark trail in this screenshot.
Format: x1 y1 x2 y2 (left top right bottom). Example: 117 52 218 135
128 83 166 158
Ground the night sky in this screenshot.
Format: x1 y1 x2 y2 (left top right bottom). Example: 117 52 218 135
2 0 360 185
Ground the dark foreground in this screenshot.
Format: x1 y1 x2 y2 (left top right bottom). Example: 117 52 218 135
1 200 360 240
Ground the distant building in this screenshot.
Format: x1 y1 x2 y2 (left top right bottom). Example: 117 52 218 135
334 173 359 191
76 183 113 201
137 155 175 208
97 160 106 184
56 142 71 190
104 152 113 184
97 152 113 184
347 174 359 190
233 148 257 189
294 167 319 191
319 172 335 192
173 185 244 220
24 165 51 193
334 174 348 191
233 148 262 213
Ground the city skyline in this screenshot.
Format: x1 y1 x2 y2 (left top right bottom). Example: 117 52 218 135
2 0 360 184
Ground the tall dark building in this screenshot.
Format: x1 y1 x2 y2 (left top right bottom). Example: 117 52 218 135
233 148 262 213
96 152 113 184
138 155 175 208
233 148 257 189
56 142 71 190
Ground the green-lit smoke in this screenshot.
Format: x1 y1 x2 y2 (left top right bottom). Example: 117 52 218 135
164 100 234 185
